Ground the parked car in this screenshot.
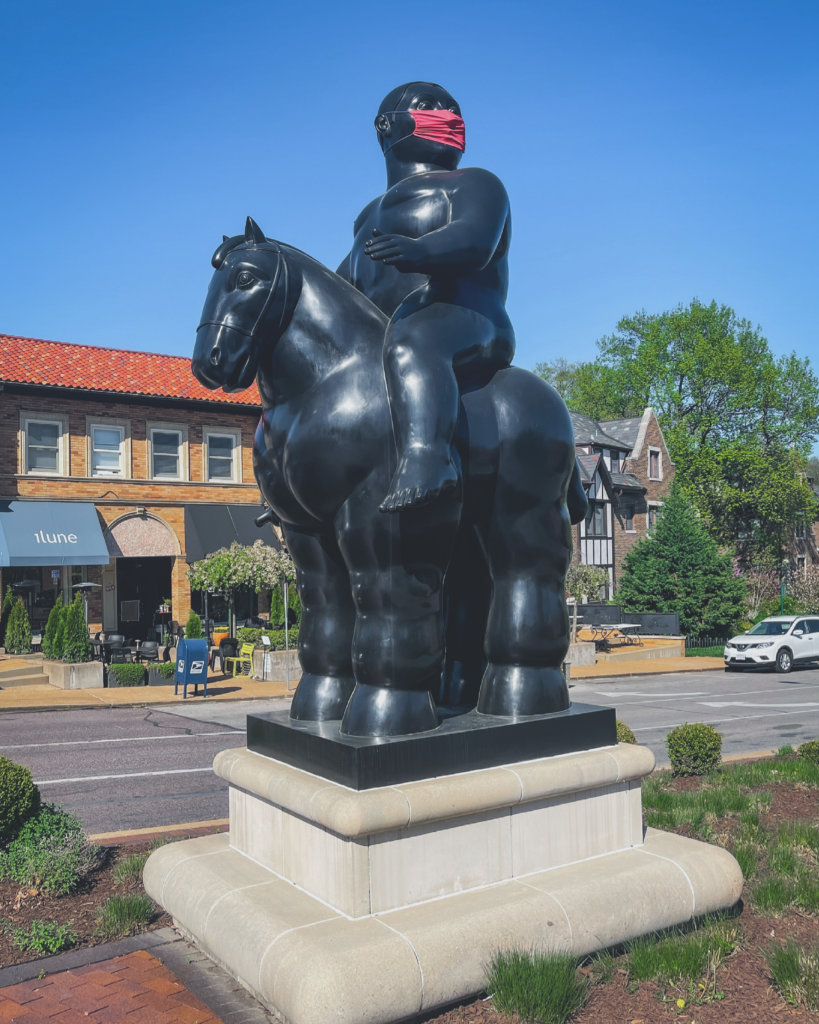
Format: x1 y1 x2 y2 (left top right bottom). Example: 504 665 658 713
724 616 819 673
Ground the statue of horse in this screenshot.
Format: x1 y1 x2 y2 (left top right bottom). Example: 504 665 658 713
192 218 587 738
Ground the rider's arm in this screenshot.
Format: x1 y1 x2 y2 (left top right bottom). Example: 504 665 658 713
364 169 509 273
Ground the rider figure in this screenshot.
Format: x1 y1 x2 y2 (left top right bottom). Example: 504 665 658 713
338 82 515 512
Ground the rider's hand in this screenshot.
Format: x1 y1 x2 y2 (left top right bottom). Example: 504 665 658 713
364 229 426 272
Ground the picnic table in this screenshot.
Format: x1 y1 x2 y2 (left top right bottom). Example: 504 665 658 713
589 623 642 650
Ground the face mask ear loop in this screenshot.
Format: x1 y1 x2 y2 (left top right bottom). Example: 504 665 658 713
378 112 416 154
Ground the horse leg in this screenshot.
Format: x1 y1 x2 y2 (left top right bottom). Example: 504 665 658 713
337 488 461 737
285 525 356 722
476 446 574 718
438 522 489 711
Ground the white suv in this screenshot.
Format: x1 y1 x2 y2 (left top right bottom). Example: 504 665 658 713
724 616 819 673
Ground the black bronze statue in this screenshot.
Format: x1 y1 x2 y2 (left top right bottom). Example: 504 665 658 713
192 83 586 739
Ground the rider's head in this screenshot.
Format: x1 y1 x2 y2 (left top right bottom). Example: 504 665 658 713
375 82 464 168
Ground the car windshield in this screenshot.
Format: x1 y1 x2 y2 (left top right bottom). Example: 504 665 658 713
747 621 791 636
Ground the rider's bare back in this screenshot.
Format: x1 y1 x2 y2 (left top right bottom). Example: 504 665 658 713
338 82 515 513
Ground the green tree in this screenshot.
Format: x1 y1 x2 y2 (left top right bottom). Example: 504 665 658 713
184 610 204 639
0 587 14 648
188 541 295 635
565 563 609 642
4 598 32 655
60 594 92 663
51 603 67 661
616 484 745 639
41 595 63 660
538 300 819 557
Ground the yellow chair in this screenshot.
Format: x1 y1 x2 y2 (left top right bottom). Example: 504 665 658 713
224 642 256 678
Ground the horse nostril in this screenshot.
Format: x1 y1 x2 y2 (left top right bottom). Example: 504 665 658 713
209 349 220 367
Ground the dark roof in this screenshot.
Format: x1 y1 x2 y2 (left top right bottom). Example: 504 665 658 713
576 453 600 485
610 471 644 491
599 416 643 449
0 334 262 408
570 412 629 450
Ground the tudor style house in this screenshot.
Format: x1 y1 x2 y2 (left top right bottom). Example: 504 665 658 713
0 334 277 638
571 407 674 597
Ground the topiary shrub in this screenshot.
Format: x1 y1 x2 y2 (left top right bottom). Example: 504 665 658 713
41 595 64 660
0 587 14 648
106 662 147 687
185 610 204 639
61 594 92 663
4 598 32 654
616 720 637 744
666 722 722 776
0 756 41 842
51 602 68 661
797 739 819 766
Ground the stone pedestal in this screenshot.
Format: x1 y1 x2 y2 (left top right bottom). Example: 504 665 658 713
144 736 742 1024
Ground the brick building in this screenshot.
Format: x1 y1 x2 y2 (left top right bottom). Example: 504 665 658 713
571 407 674 595
0 335 275 638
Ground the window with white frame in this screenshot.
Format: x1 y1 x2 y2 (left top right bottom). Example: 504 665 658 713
647 503 662 532
89 423 126 477
148 424 187 480
648 447 662 480
585 500 606 537
21 414 68 475
609 450 620 473
203 429 240 482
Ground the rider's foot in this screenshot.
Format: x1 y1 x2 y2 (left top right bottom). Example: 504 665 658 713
379 450 460 513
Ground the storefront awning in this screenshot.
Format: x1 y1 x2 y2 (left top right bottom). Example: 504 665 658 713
0 501 110 567
184 504 281 564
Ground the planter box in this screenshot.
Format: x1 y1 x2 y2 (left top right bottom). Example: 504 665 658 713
251 648 301 682
106 667 148 688
565 641 596 666
44 660 104 690
147 666 176 686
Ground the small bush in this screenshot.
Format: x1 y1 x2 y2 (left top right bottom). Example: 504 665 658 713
0 804 101 896
185 610 204 639
236 626 299 650
96 893 154 939
152 660 176 679
61 594 92 663
51 603 67 661
666 723 722 776
797 739 819 765
616 720 637 744
0 587 14 647
0 756 41 842
5 597 32 654
113 850 151 884
41 595 63 660
486 948 590 1024
4 919 76 955
106 662 147 687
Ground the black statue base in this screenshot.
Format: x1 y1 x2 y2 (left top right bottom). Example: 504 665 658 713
247 702 616 790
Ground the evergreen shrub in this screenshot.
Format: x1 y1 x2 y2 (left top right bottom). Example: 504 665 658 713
184 610 203 639
0 587 14 648
0 756 41 842
666 722 722 776
4 598 32 654
616 720 637 744
61 594 92 663
41 595 63 660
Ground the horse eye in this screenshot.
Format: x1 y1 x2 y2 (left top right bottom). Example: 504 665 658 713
237 271 255 288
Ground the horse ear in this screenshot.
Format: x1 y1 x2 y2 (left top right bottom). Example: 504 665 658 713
245 217 266 244
222 235 229 242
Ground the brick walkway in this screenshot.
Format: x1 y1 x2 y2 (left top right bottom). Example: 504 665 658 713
0 950 222 1024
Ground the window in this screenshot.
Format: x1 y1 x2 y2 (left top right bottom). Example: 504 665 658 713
21 414 67 475
623 504 634 530
648 448 662 480
204 429 240 482
90 424 125 477
609 450 620 473
647 503 662 532
585 500 606 537
148 424 188 481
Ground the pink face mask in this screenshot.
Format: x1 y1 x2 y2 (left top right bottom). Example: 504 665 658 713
381 109 466 152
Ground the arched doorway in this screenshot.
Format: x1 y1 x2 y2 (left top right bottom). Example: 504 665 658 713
103 513 179 639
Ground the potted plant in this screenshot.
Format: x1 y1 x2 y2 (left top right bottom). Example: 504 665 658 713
147 661 176 686
106 662 148 688
42 594 104 690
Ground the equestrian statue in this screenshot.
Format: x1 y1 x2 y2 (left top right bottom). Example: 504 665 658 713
192 82 586 738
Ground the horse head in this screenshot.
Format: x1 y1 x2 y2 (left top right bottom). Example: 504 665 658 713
192 217 290 393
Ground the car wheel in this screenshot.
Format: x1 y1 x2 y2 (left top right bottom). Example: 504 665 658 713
724 665 741 672
775 648 793 673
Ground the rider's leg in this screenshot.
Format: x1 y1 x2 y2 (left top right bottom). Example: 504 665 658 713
285 525 357 722
380 306 511 513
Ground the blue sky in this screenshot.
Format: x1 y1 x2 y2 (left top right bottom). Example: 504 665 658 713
2 1 817 413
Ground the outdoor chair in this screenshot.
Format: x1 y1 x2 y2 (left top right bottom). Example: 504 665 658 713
108 645 132 664
210 637 239 673
224 642 256 678
138 640 160 663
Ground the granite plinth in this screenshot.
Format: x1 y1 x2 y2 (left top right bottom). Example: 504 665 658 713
247 701 615 789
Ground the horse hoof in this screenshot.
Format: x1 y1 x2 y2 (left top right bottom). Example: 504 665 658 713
290 674 356 721
476 664 569 718
340 683 439 737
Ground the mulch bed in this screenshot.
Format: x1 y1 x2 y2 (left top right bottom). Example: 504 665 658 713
1 785 818 1022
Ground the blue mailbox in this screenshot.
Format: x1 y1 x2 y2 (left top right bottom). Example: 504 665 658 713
174 638 209 699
